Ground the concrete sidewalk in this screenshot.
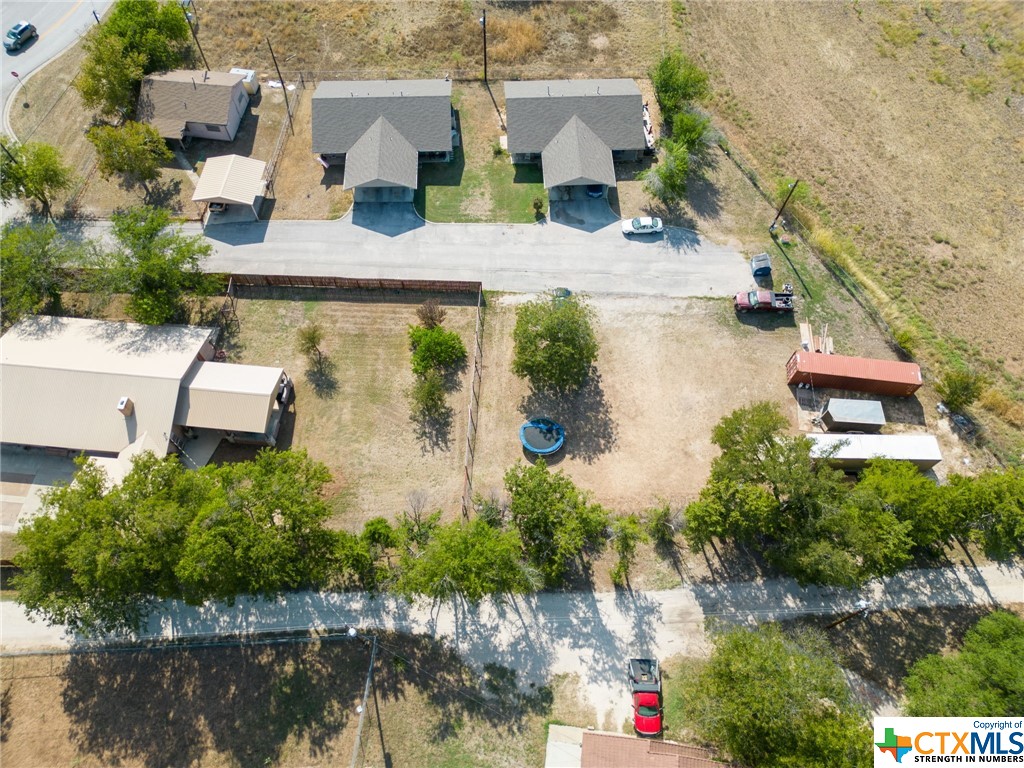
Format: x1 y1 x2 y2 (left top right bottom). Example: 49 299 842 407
4 562 1021 728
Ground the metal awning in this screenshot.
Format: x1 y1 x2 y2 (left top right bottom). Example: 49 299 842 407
192 154 267 206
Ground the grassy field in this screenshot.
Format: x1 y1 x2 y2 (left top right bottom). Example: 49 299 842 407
676 1 1024 457
416 84 546 223
0 633 592 768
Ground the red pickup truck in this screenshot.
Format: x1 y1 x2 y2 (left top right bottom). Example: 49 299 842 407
629 658 663 737
734 287 795 313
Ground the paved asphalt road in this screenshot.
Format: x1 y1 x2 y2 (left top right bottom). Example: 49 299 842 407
75 202 752 297
4 563 1021 727
1 0 112 134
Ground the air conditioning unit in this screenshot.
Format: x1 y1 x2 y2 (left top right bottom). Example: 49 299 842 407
117 396 134 416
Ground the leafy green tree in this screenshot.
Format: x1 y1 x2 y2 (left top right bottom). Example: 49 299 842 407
75 0 191 117
683 624 871 768
13 449 338 635
0 138 75 214
408 325 467 375
105 205 215 324
853 460 947 548
904 611 1024 716
649 48 710 122
396 519 538 604
684 402 919 588
512 291 599 393
75 35 146 118
504 459 608 585
87 121 173 198
936 368 986 412
943 468 1024 558
1 221 72 328
645 502 677 548
639 138 691 203
610 514 646 586
176 450 337 604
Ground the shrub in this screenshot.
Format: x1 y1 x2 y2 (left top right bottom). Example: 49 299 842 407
409 368 448 421
408 325 467 375
532 196 545 216
416 298 447 329
297 322 325 368
979 389 1024 428
646 502 677 547
936 368 986 412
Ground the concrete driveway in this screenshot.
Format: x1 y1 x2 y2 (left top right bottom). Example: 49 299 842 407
198 210 750 298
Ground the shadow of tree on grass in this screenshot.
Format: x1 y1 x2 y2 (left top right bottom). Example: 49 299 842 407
518 370 617 463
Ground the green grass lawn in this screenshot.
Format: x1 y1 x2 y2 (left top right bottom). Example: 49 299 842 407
415 85 546 223
415 149 546 224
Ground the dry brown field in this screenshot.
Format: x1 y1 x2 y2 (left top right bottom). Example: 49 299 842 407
678 1 1024 447
0 634 589 768
213 290 478 529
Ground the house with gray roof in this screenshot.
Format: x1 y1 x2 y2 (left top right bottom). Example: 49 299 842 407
137 70 249 144
504 79 646 199
312 79 455 202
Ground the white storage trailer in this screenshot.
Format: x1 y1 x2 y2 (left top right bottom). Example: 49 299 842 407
808 433 942 471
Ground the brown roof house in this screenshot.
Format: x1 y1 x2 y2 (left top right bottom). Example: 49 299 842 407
0 316 291 480
504 79 646 200
312 79 456 203
137 70 250 144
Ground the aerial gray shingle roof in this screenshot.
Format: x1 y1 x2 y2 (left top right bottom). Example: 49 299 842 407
137 70 245 139
541 116 616 189
312 80 453 155
343 116 419 189
504 79 645 155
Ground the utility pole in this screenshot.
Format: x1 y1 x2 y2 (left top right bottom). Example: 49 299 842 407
479 9 488 83
183 4 210 70
267 38 294 135
824 599 872 630
0 141 18 164
349 628 379 768
770 179 799 233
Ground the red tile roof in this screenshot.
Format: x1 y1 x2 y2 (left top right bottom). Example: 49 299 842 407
581 731 731 768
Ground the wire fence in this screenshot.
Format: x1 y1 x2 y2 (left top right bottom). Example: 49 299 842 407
461 288 485 520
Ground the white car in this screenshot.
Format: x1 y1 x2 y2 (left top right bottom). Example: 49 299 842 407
621 216 664 235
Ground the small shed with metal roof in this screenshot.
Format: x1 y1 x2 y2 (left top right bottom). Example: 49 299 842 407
191 154 268 220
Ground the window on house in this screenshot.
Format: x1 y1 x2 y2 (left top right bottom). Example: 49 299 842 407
237 91 246 105
205 124 222 133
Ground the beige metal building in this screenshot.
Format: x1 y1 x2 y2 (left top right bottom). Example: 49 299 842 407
0 317 289 474
191 154 267 220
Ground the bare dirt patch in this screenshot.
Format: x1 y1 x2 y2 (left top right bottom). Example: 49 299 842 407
267 88 353 220
213 290 477 528
471 295 801 514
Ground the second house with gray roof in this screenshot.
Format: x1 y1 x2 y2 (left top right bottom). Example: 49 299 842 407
312 79 456 203
504 79 646 200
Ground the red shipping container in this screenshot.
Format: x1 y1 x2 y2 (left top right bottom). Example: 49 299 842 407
786 351 922 396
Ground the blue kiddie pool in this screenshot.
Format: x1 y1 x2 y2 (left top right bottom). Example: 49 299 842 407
520 418 565 455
